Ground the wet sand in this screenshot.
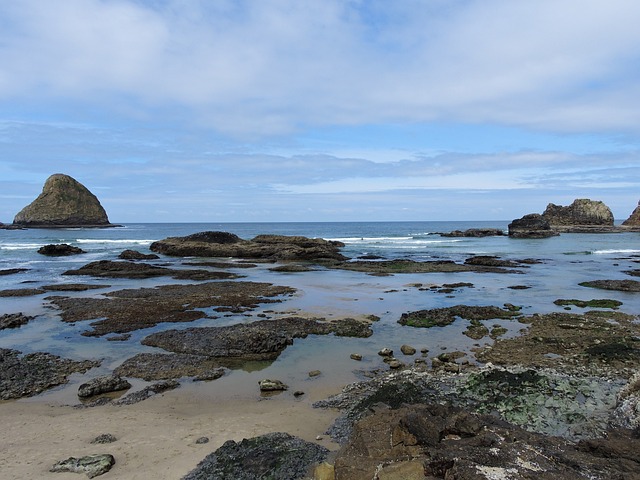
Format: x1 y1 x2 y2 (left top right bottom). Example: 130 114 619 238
0 382 341 479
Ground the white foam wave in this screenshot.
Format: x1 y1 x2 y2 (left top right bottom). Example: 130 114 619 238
592 248 640 255
331 236 463 245
0 243 43 250
75 239 156 245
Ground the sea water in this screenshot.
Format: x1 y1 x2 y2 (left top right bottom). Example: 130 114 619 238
1 221 640 403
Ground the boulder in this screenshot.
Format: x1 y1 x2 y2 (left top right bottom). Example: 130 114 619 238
13 173 113 227
622 200 640 226
77 375 131 398
508 213 557 238
50 454 115 478
542 198 614 228
118 249 160 260
38 243 86 256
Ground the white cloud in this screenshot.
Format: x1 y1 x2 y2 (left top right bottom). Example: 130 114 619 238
1 0 640 136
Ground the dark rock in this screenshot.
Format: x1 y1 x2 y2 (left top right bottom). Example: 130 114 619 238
400 345 416 355
543 198 614 227
77 375 131 398
142 316 373 362
63 260 238 280
113 380 179 405
0 348 100 400
269 264 314 272
114 353 226 381
118 249 160 260
50 454 115 478
350 353 363 361
580 279 640 292
464 255 523 267
332 258 520 274
42 284 110 292
378 348 393 357
150 231 346 262
14 173 113 227
508 213 558 238
440 228 504 237
183 432 328 480
309 370 322 377
0 268 29 276
91 434 117 444
38 243 86 256
0 222 25 230
0 313 34 330
622 200 640 226
195 437 209 445
48 281 295 337
0 288 45 297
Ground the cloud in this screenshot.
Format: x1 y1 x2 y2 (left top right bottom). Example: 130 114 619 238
2 0 640 136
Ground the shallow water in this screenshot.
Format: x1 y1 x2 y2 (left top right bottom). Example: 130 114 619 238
2 221 640 404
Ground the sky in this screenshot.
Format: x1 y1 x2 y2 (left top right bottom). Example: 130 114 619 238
1 0 640 223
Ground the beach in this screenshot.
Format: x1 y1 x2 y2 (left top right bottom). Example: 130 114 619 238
2 221 640 478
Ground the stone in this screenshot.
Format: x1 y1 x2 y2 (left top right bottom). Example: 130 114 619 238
378 348 393 357
63 260 238 280
258 379 288 392
508 213 557 238
313 462 335 480
14 174 113 227
349 353 363 361
77 375 132 398
195 437 210 445
622 200 640 226
377 460 425 480
118 249 159 260
38 243 86 256
400 344 416 355
114 353 225 381
113 380 179 405
91 434 117 444
183 432 329 480
309 370 322 377
50 454 115 478
440 228 504 237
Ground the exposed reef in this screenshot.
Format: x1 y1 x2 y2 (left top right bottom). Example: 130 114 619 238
149 231 347 262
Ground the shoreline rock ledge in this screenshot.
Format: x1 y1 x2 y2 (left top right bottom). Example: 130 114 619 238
13 174 116 228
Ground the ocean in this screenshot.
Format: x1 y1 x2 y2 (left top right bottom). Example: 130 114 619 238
2 221 640 404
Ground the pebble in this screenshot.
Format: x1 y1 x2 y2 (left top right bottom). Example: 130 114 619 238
350 353 363 361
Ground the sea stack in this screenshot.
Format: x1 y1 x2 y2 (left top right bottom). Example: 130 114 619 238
13 174 113 227
622 200 640 226
541 199 614 229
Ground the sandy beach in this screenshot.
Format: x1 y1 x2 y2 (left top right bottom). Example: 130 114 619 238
1 381 341 479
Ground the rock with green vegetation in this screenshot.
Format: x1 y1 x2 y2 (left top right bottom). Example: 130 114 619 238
14 174 113 227
183 432 328 480
399 305 521 328
579 279 640 292
50 454 115 478
554 298 622 309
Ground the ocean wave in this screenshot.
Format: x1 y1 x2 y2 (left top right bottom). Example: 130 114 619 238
331 236 463 244
75 239 156 245
592 248 640 255
0 243 44 250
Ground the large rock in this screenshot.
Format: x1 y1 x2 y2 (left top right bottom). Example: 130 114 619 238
183 432 328 480
13 174 112 227
542 198 614 228
508 213 558 238
150 231 347 262
622 200 640 226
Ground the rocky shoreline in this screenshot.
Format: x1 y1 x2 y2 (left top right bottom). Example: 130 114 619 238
2 225 640 479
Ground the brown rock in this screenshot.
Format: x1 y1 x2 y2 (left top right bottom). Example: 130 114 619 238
623 200 640 226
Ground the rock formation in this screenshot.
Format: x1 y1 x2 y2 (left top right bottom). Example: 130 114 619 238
150 231 347 262
542 198 614 230
622 200 640 226
13 174 112 227
508 213 558 238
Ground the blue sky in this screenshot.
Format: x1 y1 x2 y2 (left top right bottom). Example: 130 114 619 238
1 0 640 223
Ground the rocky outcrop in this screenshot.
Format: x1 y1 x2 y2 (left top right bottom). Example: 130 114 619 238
0 348 100 400
331 403 640 480
542 198 614 227
13 174 113 227
0 313 34 330
183 432 328 480
77 375 131 398
508 213 558 238
623 200 640 226
118 249 159 260
149 231 347 262
440 228 504 237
